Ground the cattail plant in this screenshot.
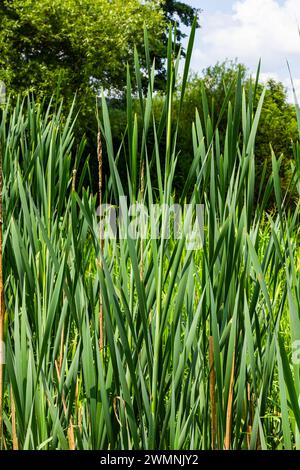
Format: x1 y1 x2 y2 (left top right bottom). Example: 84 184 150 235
97 129 104 353
0 138 3 448
0 25 298 450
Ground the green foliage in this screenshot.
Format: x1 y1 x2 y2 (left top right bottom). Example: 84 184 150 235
255 79 298 200
175 62 299 203
0 0 201 99
0 0 164 100
106 61 298 201
155 1 201 86
0 0 201 187
163 0 200 31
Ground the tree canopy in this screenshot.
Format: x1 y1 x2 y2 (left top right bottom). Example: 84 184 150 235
0 0 201 101
176 61 298 203
163 0 201 43
0 0 164 100
153 1 201 86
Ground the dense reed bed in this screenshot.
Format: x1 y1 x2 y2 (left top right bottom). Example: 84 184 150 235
0 27 299 450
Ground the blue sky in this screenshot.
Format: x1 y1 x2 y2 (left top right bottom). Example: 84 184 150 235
183 0 300 100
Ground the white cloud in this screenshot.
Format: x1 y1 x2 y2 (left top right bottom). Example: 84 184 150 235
190 0 300 101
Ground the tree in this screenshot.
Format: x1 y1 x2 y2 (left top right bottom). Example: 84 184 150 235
174 62 298 202
163 0 201 45
254 79 298 202
0 0 202 101
0 0 164 101
154 1 201 87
